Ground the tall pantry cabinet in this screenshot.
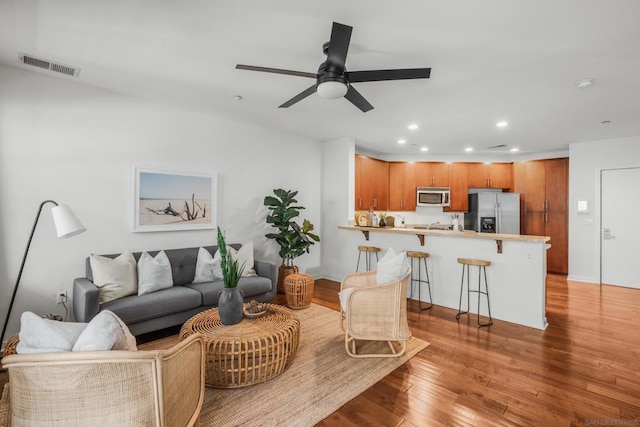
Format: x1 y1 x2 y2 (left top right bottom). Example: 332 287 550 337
514 158 568 274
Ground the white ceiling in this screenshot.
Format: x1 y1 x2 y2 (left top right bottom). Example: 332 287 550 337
2 0 640 159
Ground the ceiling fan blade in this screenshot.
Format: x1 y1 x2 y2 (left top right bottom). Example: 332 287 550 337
346 68 431 83
344 86 373 113
236 64 317 79
279 84 318 108
327 22 352 69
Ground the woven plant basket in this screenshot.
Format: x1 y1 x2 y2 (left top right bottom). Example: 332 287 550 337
277 265 299 294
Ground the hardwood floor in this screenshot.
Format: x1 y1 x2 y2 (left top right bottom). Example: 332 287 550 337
314 276 640 426
2 276 639 426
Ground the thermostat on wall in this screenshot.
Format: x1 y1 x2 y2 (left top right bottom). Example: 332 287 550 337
577 200 589 215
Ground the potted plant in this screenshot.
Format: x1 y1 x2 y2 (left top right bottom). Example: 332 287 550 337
217 227 245 325
264 189 320 292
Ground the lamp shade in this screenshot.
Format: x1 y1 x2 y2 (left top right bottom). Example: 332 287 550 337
317 81 348 99
51 205 86 238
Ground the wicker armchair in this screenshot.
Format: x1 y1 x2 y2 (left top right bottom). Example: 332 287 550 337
1 333 205 427
340 269 412 358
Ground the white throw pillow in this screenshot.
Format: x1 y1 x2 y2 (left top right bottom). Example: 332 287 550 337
233 241 257 277
376 248 410 285
17 311 88 354
90 250 138 304
72 310 137 352
193 247 223 283
213 243 257 277
338 287 355 312
137 250 174 295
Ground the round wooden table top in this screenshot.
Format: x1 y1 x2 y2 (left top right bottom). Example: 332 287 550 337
179 304 301 388
180 304 298 341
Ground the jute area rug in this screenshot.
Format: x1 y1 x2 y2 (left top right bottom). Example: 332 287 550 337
197 303 428 426
0 303 429 426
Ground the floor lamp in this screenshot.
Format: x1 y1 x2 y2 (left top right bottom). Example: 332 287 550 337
0 200 86 356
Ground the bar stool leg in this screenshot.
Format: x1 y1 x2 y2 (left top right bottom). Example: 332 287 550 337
476 266 493 327
413 257 433 310
356 250 362 272
456 264 469 320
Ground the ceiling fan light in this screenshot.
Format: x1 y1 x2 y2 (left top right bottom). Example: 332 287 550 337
317 81 348 99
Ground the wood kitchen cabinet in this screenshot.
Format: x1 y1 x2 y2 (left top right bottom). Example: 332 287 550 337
415 162 449 187
389 162 416 211
467 163 512 189
355 155 389 211
447 163 469 212
514 157 568 274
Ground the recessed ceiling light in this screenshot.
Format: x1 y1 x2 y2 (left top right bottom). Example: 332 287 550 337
576 78 595 88
408 124 419 130
233 95 244 101
465 147 473 152
496 121 508 128
420 147 428 152
510 147 520 152
397 139 407 144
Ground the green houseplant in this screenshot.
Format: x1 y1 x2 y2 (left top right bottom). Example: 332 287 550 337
216 227 245 325
264 189 320 292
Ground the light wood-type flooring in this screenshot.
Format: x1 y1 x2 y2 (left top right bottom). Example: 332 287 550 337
2 275 639 426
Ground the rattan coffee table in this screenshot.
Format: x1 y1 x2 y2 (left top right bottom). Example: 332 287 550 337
179 304 300 388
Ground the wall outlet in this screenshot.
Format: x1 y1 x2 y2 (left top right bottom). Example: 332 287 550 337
56 290 68 304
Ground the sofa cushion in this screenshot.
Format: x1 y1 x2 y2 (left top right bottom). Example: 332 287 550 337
193 247 222 283
186 276 272 305
90 250 138 303
138 251 173 295
100 286 202 324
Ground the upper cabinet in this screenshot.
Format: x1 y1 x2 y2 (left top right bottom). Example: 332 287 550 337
467 163 512 189
447 163 469 212
389 162 416 211
354 157 514 213
416 162 449 187
355 155 389 211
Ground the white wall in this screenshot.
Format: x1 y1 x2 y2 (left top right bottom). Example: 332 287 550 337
0 65 323 338
568 136 640 282
318 137 355 281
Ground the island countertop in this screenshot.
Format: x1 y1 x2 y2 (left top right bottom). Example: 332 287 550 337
337 224 550 330
338 225 549 248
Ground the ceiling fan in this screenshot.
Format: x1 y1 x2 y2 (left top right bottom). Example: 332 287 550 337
236 22 431 112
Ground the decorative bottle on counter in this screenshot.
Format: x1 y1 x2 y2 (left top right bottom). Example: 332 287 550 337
452 218 459 231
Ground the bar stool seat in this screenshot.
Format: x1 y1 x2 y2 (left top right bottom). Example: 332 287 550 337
456 258 493 327
356 246 381 272
406 251 433 310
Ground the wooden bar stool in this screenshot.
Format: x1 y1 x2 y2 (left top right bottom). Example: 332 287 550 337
356 246 381 272
406 251 433 310
456 258 493 327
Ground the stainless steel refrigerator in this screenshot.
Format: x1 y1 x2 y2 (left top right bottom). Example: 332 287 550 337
465 192 520 234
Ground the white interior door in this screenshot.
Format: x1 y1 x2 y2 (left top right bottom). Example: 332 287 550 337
601 167 640 288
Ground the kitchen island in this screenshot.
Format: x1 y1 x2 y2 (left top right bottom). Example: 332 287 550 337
338 225 550 330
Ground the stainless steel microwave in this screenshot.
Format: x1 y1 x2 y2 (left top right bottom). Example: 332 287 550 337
416 187 451 207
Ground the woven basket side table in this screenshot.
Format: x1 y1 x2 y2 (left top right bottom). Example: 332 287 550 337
284 273 315 309
179 304 300 388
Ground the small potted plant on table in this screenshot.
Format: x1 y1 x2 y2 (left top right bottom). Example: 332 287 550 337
217 227 245 325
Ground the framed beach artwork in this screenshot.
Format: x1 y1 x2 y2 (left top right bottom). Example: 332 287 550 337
132 167 217 232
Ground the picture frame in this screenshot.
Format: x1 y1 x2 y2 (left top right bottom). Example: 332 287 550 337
132 167 217 232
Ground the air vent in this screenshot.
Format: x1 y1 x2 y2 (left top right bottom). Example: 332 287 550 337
18 53 80 77
488 144 507 149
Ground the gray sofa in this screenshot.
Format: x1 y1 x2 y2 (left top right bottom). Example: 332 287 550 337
73 244 278 336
